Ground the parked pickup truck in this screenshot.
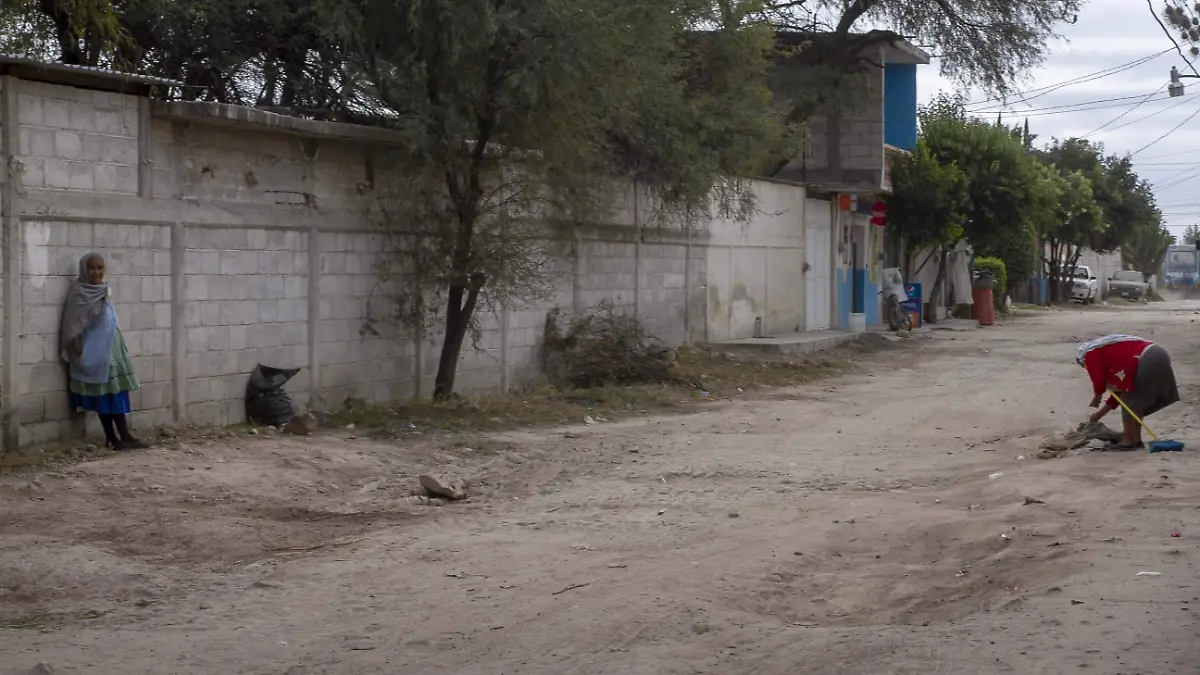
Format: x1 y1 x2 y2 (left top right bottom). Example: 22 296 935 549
1071 265 1099 304
1108 269 1149 300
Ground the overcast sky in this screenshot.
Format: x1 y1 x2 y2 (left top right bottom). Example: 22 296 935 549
914 0 1200 240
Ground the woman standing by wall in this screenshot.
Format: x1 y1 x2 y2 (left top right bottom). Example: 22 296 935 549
60 253 145 450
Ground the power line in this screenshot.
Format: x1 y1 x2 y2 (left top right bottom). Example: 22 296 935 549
1083 86 1167 137
1154 200 1200 207
985 91 1171 115
1131 98 1200 155
1154 165 1200 188
1089 91 1200 137
1138 146 1200 160
1006 52 1171 109
1133 161 1200 167
1024 92 1188 118
1082 48 1200 136
959 89 1196 129
964 49 1173 109
983 92 1182 119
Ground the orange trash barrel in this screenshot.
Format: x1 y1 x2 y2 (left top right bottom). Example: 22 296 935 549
972 288 995 325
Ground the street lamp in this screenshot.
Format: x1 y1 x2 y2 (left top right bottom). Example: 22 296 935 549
1169 66 1200 97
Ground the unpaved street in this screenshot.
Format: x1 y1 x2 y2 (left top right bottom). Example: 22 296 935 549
4 304 1200 674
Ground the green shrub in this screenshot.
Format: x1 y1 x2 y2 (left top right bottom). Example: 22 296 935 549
974 256 1007 304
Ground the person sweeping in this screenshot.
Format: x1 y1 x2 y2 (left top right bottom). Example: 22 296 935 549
60 252 145 450
1077 334 1179 451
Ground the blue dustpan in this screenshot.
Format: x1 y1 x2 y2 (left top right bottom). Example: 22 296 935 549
1149 440 1185 453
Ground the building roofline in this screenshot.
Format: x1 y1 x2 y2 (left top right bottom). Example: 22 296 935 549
774 31 930 66
0 55 183 93
881 40 931 66
152 100 408 144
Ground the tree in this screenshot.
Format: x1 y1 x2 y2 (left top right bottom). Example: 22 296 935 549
890 94 1058 308
1163 2 1200 57
0 0 360 113
1095 154 1160 252
1122 221 1175 282
887 138 968 307
327 0 795 398
1039 168 1103 301
1036 138 1158 254
756 0 1081 121
1182 223 1200 245
2 0 1085 105
917 94 1043 281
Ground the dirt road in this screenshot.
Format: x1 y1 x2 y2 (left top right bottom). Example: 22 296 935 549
3 303 1200 674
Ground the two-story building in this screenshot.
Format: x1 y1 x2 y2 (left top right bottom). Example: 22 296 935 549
770 33 929 332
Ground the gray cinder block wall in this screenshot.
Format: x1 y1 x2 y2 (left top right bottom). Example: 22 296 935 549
2 72 734 449
771 62 884 189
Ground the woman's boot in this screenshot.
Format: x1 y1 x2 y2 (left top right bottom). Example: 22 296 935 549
112 414 146 449
98 414 122 449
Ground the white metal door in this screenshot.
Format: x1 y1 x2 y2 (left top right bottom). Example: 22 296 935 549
805 199 833 330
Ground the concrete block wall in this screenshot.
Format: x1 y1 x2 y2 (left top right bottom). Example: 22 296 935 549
184 226 310 425
315 230 446 407
18 80 140 193
3 77 797 448
772 67 884 186
837 67 885 172
154 119 313 204
638 231 703 346
574 232 639 313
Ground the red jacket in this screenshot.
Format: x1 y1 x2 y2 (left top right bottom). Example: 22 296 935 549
1083 339 1152 408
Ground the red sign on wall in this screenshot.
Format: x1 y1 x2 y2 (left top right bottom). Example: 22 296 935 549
870 201 888 227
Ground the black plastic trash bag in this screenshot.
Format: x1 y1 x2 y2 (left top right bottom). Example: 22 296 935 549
245 364 301 427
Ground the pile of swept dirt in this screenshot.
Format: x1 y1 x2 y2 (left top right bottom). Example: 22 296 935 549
1036 422 1122 459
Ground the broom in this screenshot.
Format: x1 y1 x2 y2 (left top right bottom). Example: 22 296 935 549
1106 389 1185 453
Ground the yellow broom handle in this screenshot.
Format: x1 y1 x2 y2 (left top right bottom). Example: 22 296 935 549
1107 389 1159 441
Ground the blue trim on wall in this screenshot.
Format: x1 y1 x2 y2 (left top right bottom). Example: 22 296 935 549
884 64 918 151
841 270 881 327
836 269 853 330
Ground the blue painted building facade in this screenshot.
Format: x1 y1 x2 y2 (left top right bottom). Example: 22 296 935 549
769 36 929 333
831 51 926 331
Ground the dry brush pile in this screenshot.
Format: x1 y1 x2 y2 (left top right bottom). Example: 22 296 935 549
542 301 696 389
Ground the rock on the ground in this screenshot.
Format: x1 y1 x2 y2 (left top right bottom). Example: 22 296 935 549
282 412 319 436
311 410 334 427
158 425 178 439
2 479 48 495
419 473 466 501
26 663 55 675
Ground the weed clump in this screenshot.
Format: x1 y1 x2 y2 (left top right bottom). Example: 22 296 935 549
543 301 682 388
